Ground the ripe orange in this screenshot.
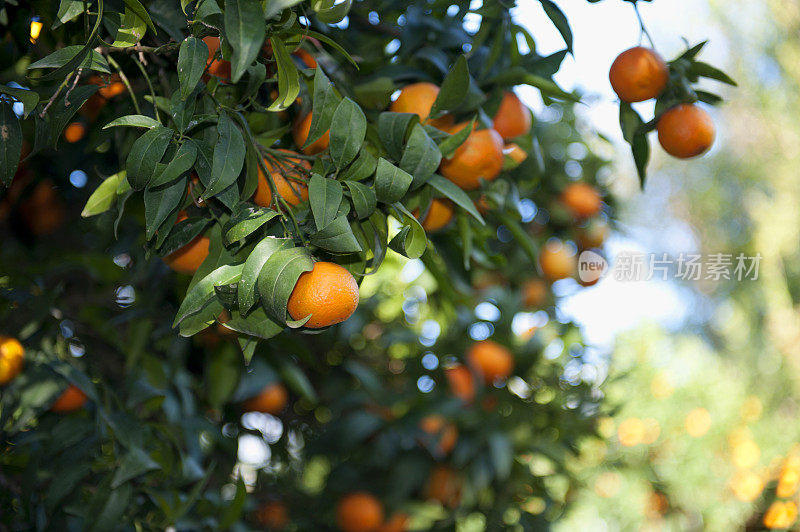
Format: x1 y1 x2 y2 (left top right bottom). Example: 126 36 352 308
292 112 330 155
577 219 609 249
203 36 231 81
439 124 504 190
293 48 317 69
763 501 798 530
561 182 603 219
419 415 458 455
503 143 528 165
389 82 453 129
377 513 408 532
0 336 24 385
413 198 454 232
163 211 210 275
522 278 548 308
336 492 384 532
50 385 88 413
256 501 289 530
445 364 475 403
287 261 359 328
657 104 715 159
243 383 288 414
466 340 514 383
253 150 311 207
609 47 669 103
493 92 531 140
63 122 87 143
424 466 462 508
538 240 576 281
18 180 65 236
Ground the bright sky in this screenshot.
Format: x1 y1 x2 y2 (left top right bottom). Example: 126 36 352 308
511 0 729 347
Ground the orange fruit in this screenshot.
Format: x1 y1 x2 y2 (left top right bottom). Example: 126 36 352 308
492 92 531 140
63 122 87 143
439 124 504 190
424 466 462 508
50 385 88 413
163 212 210 275
256 501 289 530
293 48 317 69
87 74 126 100
609 47 669 103
243 383 288 414
203 36 231 81
522 278 548 308
413 198 454 232
292 112 330 155
0 336 24 385
560 182 603 219
657 104 715 159
419 415 458 455
466 340 514 382
287 261 359 328
578 219 609 249
764 501 798 530
503 143 528 165
253 150 311 207
18 180 65 236
445 364 475 403
336 492 384 532
377 513 408 532
389 82 453 129
538 240 576 281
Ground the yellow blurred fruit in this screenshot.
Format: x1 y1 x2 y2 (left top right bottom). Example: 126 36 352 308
650 372 674 399
618 417 645 447
764 501 798 530
336 492 384 532
731 439 760 469
594 472 621 498
243 383 288 414
730 470 764 502
685 408 712 438
521 278 548 308
538 240 576 281
424 466 462 508
466 339 514 383
492 91 531 140
419 415 458 455
0 336 25 385
740 396 763 423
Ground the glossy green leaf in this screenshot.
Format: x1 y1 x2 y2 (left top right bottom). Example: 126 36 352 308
149 140 197 188
82 171 126 217
0 84 39 118
103 114 162 130
309 174 343 231
257 247 314 322
28 45 110 74
430 55 469 116
126 126 173 190
267 37 300 111
428 174 484 224
174 264 244 326
344 181 377 219
378 112 418 161
309 215 363 253
178 37 209 99
306 67 340 148
223 205 279 244
225 0 266 83
239 236 293 314
204 113 245 200
399 124 442 188
374 158 413 204
330 97 367 169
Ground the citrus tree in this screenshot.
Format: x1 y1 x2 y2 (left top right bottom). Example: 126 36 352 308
0 0 732 529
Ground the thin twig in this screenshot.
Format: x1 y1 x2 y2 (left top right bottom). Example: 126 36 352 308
132 55 160 123
106 55 141 115
634 3 656 49
64 68 83 107
39 75 72 118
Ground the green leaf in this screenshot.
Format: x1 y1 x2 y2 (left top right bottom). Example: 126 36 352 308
144 175 187 240
204 112 245 200
436 118 473 158
49 85 99 147
54 0 86 28
178 37 209 99
28 45 110 74
0 102 22 187
224 307 284 339
103 114 162 130
122 0 157 33
430 55 469 116
632 131 650 188
267 36 301 111
111 447 160 488
257 247 314 322
341 148 378 182
309 216 363 253
690 61 737 86
0 84 39 117
389 204 427 259
264 0 305 19
399 124 442 188
312 0 352 23
126 126 173 190
489 433 513 480
378 112 418 161
206 344 242 406
82 171 126 217
223 205 279 244
374 158 412 204
330 97 366 169
308 174 343 231
90 483 132 532
239 236 293 314
279 360 317 402
173 264 244 327
149 140 197 188
225 0 266 83
306 67 340 148
427 174 484 224
344 181 376 219
619 102 644 143
540 0 573 53
109 7 147 48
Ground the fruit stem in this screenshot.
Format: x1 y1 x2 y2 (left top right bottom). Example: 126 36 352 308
633 3 656 50
106 55 141 115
